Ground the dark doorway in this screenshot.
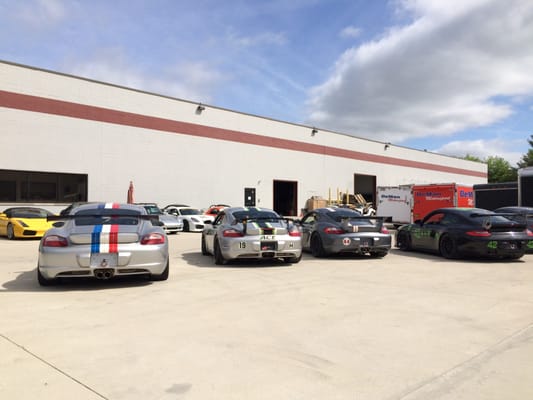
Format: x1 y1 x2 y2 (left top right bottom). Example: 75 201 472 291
273 180 298 216
353 174 376 204
244 187 256 207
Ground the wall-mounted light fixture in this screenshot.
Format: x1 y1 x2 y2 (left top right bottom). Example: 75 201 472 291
196 104 205 114
311 128 318 136
384 143 390 150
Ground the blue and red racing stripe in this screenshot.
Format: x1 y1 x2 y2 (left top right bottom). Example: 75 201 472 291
91 203 120 254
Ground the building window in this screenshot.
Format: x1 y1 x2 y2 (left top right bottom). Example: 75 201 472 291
0 169 87 203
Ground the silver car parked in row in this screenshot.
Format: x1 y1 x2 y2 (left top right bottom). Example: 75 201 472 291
201 207 302 265
37 203 169 285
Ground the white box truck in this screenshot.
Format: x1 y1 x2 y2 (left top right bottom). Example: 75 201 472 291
376 185 413 226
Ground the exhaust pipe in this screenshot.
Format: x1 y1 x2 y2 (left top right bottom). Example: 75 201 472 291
95 269 114 280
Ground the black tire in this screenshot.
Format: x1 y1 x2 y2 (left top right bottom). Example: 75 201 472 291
214 238 227 265
396 231 411 251
439 235 459 259
7 224 15 240
183 220 190 232
201 234 209 255
151 260 169 281
310 233 327 258
37 267 56 286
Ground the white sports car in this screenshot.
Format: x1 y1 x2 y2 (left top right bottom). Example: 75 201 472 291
163 206 213 232
37 203 169 285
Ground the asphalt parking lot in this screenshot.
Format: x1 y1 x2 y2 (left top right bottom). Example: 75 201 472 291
1 233 533 400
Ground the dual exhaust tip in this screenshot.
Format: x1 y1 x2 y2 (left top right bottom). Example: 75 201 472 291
94 269 114 280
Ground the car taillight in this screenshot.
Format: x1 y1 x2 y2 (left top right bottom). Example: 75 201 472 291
288 228 301 237
323 227 344 234
466 230 491 237
43 235 68 247
223 229 243 237
141 233 166 245
527 229 533 237
381 226 389 234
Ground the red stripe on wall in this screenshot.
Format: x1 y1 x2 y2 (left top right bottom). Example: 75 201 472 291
0 90 486 178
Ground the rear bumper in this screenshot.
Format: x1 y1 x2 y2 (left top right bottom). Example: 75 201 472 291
38 243 168 279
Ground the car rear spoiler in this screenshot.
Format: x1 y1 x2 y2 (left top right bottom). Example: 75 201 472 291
47 214 157 221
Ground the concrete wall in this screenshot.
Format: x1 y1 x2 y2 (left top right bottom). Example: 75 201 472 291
0 61 487 214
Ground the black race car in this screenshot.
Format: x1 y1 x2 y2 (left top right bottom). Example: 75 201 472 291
396 207 532 260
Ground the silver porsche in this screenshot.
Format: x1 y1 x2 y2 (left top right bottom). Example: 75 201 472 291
201 207 302 265
37 203 169 285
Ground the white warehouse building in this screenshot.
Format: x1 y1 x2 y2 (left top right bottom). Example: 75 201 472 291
0 60 487 215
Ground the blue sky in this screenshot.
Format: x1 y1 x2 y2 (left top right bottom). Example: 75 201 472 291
1 0 532 166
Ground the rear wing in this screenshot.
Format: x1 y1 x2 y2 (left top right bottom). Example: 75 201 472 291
47 214 156 221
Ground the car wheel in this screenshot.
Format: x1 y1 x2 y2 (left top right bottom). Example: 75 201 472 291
37 266 56 286
151 260 169 281
7 224 15 240
439 235 458 259
201 234 209 255
183 220 190 232
310 233 326 257
397 231 411 251
214 238 227 265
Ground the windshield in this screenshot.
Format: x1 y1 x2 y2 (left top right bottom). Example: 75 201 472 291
143 206 162 215
7 208 53 218
180 208 202 215
74 208 141 226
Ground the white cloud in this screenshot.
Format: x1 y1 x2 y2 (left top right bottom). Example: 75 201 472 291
340 26 362 39
227 30 287 48
434 138 524 166
67 51 224 104
14 0 66 27
306 0 533 143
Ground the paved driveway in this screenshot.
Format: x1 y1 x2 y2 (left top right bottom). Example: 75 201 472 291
1 233 532 399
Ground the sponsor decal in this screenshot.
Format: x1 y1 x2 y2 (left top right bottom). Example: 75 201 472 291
343 238 351 246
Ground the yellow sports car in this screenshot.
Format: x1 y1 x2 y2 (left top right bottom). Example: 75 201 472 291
0 207 56 240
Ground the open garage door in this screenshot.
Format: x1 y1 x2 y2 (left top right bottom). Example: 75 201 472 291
354 174 376 204
273 180 298 217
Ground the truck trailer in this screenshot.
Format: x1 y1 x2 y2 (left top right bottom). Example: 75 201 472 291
473 182 518 210
518 167 533 207
376 183 474 226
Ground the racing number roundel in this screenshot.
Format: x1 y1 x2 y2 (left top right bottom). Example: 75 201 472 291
342 238 351 246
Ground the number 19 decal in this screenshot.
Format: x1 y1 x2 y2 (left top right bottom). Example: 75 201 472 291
239 242 246 249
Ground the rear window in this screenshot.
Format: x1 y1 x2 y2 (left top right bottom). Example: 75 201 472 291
74 208 141 226
233 210 280 222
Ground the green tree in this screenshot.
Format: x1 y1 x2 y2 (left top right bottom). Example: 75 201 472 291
517 134 533 168
486 156 517 183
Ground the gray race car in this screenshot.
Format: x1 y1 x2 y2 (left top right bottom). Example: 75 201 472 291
299 207 391 257
201 207 302 265
37 203 169 285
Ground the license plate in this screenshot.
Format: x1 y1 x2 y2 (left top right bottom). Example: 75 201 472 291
90 253 118 268
261 235 276 240
261 241 277 251
361 239 373 247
